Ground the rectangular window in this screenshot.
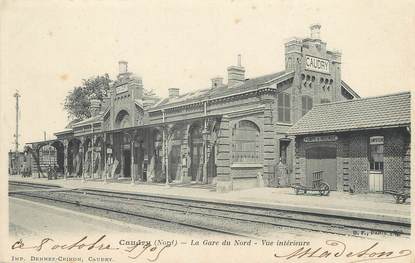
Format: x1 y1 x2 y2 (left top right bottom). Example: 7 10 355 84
301 96 313 116
369 136 384 172
278 93 291 123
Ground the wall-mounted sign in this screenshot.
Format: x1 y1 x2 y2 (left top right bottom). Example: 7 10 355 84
123 144 131 150
106 148 112 154
116 85 128 95
304 135 338 143
370 136 384 145
305 55 330 74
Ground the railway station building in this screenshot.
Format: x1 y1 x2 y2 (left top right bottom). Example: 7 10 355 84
25 25 361 192
288 92 411 193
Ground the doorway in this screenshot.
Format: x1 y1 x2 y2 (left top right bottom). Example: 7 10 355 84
189 123 203 182
306 146 337 190
190 143 203 181
207 145 217 183
123 149 131 177
368 138 384 192
169 145 181 181
369 171 383 192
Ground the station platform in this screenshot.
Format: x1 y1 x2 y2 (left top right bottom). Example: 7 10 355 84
8 176 411 223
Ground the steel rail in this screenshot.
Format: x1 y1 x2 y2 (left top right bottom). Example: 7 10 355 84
9 181 410 237
70 188 409 236
9 185 257 238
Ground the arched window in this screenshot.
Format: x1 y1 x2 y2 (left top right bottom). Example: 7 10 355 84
115 110 131 128
301 95 313 116
232 120 260 163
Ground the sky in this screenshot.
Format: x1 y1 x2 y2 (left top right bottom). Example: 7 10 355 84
1 0 414 151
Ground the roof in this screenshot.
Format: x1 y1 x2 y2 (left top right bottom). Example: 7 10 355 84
54 128 73 136
72 115 102 127
288 91 411 135
65 119 81 129
341 80 360 98
149 70 289 111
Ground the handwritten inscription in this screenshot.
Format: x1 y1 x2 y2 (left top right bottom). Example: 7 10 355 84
11 235 172 262
274 240 412 262
10 237 412 262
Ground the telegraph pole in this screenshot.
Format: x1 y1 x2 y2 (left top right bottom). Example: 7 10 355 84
13 91 20 152
13 91 21 175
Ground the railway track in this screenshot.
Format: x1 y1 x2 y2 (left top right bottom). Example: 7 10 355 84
9 181 410 238
9 182 259 238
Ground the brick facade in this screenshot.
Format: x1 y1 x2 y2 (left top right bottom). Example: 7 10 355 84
26 25 360 192
294 128 410 193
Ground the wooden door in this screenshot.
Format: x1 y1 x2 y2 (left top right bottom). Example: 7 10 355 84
369 171 383 192
306 147 337 190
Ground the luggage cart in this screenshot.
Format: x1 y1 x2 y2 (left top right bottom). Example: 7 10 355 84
385 189 410 204
291 171 330 196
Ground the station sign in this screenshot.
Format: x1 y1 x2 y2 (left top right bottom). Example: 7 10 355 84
304 135 338 143
305 55 330 74
116 85 128 95
370 136 384 145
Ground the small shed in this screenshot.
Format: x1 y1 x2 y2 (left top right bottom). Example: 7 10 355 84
287 92 411 193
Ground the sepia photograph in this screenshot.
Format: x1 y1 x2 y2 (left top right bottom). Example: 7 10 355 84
1 1 414 262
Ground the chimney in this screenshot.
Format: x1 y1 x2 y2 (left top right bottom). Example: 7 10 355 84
310 24 321 40
119 61 128 74
227 54 245 87
168 88 179 99
211 76 224 89
118 60 130 80
90 98 101 117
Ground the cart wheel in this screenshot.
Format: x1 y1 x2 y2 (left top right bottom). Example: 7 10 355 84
393 195 400 204
319 182 330 196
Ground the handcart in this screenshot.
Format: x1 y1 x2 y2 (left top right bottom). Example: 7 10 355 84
291 171 330 196
385 189 410 204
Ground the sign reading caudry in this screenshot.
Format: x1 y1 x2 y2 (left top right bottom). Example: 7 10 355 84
304 135 338 143
305 55 330 74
